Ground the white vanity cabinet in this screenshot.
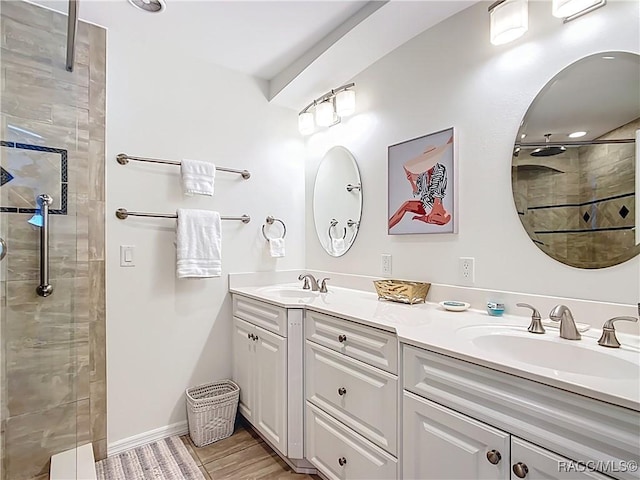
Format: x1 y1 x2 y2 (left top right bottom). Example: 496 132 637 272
305 310 399 479
231 294 306 462
403 345 639 480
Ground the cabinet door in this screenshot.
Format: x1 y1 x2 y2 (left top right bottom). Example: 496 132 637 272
511 438 613 480
254 325 288 455
403 391 510 480
232 317 255 421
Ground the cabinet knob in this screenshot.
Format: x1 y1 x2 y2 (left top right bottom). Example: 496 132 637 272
338 334 347 343
486 450 502 465
338 387 347 396
338 457 347 466
513 462 529 478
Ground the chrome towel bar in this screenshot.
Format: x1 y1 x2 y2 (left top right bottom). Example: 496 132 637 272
116 153 251 179
115 208 250 224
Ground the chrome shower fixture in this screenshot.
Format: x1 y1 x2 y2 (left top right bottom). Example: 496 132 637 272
128 0 166 13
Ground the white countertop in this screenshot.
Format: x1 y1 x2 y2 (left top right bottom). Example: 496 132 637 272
230 284 640 412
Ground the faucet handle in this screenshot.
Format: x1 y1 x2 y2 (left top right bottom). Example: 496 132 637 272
298 274 310 290
598 316 638 348
517 303 545 334
319 278 330 293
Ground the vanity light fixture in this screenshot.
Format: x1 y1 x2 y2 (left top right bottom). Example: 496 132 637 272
298 83 356 135
552 0 606 22
488 0 529 46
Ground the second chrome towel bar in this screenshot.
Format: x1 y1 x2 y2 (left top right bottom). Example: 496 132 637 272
116 208 250 223
116 153 251 179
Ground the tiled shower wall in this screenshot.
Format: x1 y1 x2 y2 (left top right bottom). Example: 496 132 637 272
0 2 106 479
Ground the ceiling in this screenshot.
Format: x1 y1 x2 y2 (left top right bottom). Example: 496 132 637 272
31 0 477 110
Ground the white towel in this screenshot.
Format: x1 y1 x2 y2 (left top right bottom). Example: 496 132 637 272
176 209 221 278
331 238 345 255
269 238 285 258
180 159 216 196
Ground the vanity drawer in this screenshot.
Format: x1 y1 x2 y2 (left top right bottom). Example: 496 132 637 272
306 402 398 480
233 294 287 337
305 309 397 374
306 341 397 455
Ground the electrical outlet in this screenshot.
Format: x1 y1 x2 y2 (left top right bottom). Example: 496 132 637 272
459 257 475 285
381 254 392 277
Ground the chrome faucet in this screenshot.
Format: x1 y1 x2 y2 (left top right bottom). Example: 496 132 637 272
298 274 320 292
549 305 581 340
597 316 638 348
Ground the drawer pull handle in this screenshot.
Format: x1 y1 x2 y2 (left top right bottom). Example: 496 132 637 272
513 462 528 478
338 457 347 467
338 387 347 396
486 450 501 465
338 334 347 343
247 333 251 339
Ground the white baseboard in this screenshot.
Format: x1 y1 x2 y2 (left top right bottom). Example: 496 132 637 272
107 421 189 457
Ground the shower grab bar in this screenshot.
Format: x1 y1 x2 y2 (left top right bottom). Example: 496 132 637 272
36 194 53 297
116 153 251 179
115 208 251 223
65 0 78 72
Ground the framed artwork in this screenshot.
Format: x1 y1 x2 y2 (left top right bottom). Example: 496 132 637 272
388 127 456 234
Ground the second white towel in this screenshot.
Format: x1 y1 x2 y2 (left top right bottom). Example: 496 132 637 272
176 209 221 278
181 159 216 196
269 238 286 258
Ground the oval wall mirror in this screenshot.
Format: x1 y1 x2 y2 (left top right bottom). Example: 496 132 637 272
313 146 362 257
512 51 639 269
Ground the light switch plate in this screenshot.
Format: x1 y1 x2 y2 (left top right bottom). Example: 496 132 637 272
120 245 135 267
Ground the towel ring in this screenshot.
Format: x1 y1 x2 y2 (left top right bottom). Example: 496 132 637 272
262 216 287 242
328 219 346 240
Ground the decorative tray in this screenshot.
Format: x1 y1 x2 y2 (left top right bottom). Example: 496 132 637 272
373 279 431 305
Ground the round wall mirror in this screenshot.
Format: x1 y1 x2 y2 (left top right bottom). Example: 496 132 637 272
313 146 362 257
512 51 639 269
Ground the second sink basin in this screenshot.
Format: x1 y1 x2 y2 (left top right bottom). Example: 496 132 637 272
457 326 639 380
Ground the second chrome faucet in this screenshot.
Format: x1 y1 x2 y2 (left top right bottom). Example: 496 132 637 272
298 274 330 293
549 305 581 340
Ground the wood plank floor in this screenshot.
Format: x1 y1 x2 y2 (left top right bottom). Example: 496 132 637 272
180 424 321 480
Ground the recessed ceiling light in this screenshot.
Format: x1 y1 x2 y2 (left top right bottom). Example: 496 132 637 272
128 0 165 13
521 133 526 139
602 56 616 60
569 131 587 138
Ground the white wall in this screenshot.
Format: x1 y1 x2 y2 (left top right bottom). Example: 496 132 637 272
305 0 640 305
105 36 305 442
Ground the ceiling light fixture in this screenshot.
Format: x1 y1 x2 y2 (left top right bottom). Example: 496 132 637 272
488 0 528 46
298 83 355 135
568 131 587 138
552 0 606 22
128 0 166 13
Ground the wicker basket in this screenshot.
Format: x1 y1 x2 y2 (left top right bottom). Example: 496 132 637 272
373 279 431 305
186 380 240 447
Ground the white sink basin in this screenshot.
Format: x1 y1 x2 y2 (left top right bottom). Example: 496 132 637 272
255 285 319 299
457 326 639 380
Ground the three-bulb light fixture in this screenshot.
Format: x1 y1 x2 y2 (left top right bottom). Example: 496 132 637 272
298 83 356 135
489 0 607 46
